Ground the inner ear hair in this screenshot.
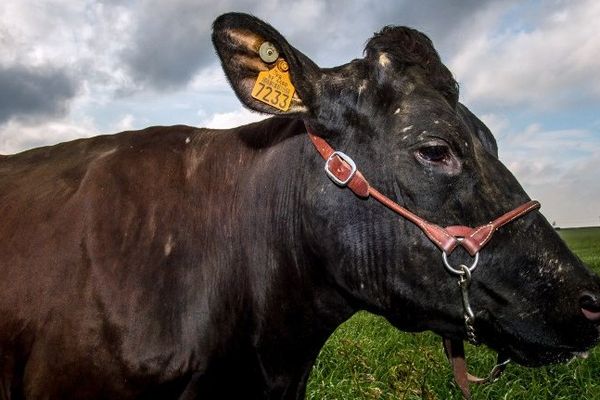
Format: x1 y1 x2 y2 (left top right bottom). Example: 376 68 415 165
223 29 270 69
212 13 314 116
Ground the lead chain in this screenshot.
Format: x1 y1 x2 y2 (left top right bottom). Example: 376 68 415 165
458 264 478 344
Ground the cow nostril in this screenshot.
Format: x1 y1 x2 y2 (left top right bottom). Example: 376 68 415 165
580 292 600 322
580 292 600 309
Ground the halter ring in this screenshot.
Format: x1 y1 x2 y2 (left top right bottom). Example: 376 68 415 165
442 250 479 275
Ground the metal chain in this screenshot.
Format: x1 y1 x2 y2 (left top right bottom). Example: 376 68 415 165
458 264 478 344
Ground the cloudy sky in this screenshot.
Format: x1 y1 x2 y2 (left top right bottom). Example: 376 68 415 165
1 0 598 227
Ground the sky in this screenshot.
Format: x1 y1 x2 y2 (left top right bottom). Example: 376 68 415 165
0 0 598 227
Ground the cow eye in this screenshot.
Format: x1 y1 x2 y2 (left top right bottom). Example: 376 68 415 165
414 140 461 175
416 144 451 163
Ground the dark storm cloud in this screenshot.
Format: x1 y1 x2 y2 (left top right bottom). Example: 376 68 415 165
366 0 504 42
0 66 77 124
121 0 256 90
288 0 510 64
120 0 509 91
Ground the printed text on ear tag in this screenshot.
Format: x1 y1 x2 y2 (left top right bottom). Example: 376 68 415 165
251 60 296 112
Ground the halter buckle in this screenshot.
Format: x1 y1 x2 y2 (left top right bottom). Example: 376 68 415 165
324 151 357 187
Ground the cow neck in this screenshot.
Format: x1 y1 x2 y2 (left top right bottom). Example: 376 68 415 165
305 123 540 400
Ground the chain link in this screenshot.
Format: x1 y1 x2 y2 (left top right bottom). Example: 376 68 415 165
458 264 478 344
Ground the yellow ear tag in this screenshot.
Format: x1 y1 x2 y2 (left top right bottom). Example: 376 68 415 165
251 60 296 112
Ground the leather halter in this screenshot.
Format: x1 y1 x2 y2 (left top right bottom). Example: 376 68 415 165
306 124 540 399
307 127 540 256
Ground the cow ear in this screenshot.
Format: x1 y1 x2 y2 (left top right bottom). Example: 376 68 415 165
212 13 320 116
458 104 499 158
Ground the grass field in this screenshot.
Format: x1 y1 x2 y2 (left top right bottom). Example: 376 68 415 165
306 227 600 399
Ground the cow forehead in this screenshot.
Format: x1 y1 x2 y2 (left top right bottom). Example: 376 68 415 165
351 72 462 129
361 25 459 107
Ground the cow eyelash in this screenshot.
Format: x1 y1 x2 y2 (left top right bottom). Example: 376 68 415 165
417 145 450 163
415 140 454 164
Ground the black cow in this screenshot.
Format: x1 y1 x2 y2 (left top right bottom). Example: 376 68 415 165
1 12 599 400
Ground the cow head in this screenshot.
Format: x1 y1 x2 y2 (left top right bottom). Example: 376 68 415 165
212 13 600 367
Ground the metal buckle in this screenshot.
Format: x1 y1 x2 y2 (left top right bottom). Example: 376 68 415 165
324 151 357 187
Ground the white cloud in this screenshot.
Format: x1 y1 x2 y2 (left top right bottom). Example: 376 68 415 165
0 116 97 154
189 66 230 92
449 1 600 226
451 0 600 109
199 107 268 129
493 122 600 227
0 1 131 71
525 152 600 227
479 113 510 139
114 114 136 131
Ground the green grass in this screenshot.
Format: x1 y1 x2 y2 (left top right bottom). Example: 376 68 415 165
306 227 600 399
558 227 600 271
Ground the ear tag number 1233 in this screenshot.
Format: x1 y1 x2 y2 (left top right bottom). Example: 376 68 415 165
251 60 296 112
